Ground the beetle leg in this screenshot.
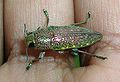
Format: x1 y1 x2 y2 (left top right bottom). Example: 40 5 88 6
71 12 91 26
24 24 28 37
77 50 107 60
57 51 65 54
25 47 29 63
72 49 80 67
26 58 40 70
26 51 45 70
39 51 45 62
26 60 34 70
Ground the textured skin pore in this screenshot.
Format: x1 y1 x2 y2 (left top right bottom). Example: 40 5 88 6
33 25 103 50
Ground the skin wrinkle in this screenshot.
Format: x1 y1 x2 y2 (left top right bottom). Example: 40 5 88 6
72 67 87 82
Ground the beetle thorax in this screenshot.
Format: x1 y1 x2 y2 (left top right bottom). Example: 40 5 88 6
35 35 51 50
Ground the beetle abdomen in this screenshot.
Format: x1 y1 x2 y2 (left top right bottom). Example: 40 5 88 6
50 26 102 50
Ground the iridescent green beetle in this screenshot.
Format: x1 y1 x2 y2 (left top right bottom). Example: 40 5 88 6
24 9 107 70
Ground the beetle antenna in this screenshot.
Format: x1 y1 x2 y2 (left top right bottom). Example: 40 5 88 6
24 24 28 37
43 9 49 27
25 47 29 63
77 50 107 60
24 24 29 63
71 11 91 26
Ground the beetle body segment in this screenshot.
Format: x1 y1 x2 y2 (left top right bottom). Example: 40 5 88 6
25 25 102 50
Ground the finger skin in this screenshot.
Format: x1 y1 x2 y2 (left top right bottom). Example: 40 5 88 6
74 0 120 82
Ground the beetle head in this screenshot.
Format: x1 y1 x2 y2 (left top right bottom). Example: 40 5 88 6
24 24 35 48
25 32 35 48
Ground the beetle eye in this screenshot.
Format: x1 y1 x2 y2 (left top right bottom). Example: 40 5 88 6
28 42 35 48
